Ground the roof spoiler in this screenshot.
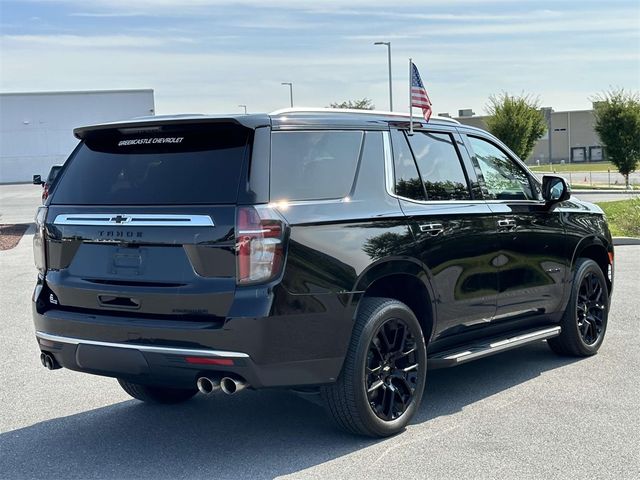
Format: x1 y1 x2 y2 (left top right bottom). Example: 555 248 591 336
73 114 271 139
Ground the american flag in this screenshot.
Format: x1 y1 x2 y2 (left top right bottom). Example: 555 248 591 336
411 62 432 121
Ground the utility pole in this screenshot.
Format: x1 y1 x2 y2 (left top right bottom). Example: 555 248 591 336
281 82 294 107
238 104 247 114
374 41 393 111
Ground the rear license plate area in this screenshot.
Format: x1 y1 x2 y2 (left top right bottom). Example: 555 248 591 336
76 344 149 375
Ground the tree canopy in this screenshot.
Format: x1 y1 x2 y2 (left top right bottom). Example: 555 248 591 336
592 89 640 188
328 98 375 110
485 93 547 161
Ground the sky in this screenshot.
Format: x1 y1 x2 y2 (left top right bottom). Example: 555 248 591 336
1 0 639 116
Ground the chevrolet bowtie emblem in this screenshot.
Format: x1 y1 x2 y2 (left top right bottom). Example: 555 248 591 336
110 215 131 224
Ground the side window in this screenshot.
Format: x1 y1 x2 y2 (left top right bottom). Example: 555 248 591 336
407 131 471 201
467 136 534 200
390 129 426 201
270 130 363 201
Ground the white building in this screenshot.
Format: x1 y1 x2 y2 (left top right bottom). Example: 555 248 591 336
0 89 155 183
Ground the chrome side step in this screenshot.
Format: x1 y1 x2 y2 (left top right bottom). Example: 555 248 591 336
428 326 561 368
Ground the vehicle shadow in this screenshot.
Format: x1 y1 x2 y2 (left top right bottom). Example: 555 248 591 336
0 343 578 480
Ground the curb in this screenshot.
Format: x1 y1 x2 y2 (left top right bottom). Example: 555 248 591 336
613 237 640 246
572 190 639 194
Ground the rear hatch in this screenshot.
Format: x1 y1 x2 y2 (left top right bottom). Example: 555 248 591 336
43 122 251 320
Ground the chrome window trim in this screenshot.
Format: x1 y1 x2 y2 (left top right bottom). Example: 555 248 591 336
382 131 395 196
53 214 214 227
383 130 546 207
36 331 249 358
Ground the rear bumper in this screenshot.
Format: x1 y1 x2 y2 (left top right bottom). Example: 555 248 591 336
32 287 353 389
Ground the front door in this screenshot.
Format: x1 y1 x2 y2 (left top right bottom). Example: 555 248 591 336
462 133 568 323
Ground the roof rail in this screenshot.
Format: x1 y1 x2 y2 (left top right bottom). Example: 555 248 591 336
269 107 461 124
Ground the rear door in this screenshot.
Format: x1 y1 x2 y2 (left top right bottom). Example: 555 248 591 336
44 123 252 320
389 127 498 340
461 133 568 322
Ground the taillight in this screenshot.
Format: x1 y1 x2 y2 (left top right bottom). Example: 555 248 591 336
33 206 47 274
236 206 286 285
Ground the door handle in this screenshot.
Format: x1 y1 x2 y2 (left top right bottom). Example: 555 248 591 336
497 219 517 230
418 223 444 236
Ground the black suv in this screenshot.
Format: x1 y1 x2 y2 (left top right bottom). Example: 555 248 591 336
32 109 613 437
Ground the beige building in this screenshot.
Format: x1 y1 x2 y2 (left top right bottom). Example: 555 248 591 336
452 108 603 165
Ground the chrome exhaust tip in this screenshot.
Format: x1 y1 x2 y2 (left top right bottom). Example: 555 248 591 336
220 377 247 395
196 376 221 395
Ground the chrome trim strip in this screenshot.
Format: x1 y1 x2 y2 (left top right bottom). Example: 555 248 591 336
53 214 214 227
269 107 461 124
382 131 395 196
441 326 561 364
36 331 249 358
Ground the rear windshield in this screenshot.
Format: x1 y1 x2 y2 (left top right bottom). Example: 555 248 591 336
51 124 250 205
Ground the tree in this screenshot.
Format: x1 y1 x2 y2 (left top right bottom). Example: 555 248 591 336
592 89 640 188
485 93 546 161
328 98 375 110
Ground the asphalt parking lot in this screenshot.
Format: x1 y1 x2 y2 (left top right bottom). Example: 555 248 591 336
0 186 638 479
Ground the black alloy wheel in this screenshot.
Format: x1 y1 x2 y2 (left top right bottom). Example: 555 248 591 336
576 271 606 346
322 297 427 437
548 258 609 357
365 318 420 421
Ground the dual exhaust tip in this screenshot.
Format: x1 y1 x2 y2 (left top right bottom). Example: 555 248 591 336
197 376 247 395
40 352 60 370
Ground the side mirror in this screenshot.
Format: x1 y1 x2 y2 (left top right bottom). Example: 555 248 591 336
33 175 43 185
542 175 570 203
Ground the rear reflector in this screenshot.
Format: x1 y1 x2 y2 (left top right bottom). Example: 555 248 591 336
185 357 234 366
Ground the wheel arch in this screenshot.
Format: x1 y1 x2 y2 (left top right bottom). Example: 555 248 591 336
571 236 613 295
351 258 437 343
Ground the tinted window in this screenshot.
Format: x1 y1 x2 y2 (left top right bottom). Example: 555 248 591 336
391 129 426 201
47 166 62 184
407 131 470 200
467 136 534 200
52 124 249 205
270 131 363 201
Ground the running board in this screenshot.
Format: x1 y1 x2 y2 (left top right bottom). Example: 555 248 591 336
428 326 561 369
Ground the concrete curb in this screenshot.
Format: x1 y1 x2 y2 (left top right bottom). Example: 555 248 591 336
613 237 640 246
572 190 639 194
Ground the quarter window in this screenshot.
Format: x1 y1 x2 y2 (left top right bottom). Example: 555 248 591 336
406 131 471 201
467 136 534 200
270 131 363 201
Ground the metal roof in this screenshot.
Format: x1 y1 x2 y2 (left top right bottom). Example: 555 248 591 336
0 89 154 97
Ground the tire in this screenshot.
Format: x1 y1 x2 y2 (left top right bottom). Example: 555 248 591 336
321 297 427 437
117 379 198 404
548 258 609 357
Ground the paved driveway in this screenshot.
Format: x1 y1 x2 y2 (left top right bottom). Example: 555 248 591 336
1 228 638 479
0 183 42 225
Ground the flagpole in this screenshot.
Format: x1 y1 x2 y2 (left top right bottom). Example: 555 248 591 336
409 58 414 135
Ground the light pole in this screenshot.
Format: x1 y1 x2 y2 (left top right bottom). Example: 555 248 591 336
238 104 247 114
281 82 294 107
374 41 393 111
542 107 554 167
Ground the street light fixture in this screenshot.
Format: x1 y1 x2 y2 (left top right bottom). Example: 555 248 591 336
281 82 294 107
374 41 393 111
238 104 247 114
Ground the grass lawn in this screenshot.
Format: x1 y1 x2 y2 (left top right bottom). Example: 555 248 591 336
596 198 640 237
530 162 615 173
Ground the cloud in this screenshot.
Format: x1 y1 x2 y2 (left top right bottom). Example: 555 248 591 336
3 0 639 117
2 34 196 48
